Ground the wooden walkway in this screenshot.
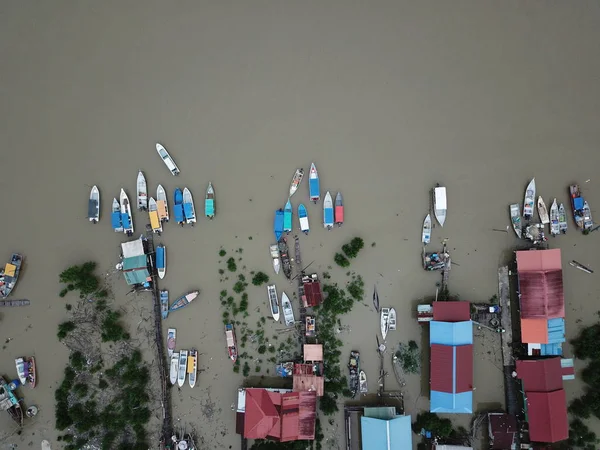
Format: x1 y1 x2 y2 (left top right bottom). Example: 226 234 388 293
498 265 519 417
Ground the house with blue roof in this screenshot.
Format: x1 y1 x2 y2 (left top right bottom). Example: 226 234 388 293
360 408 412 449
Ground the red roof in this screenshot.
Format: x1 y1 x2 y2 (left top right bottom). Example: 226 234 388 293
516 250 564 319
433 301 471 322
430 344 473 393
488 413 517 450
455 345 474 393
516 358 563 392
303 281 322 307
527 390 568 443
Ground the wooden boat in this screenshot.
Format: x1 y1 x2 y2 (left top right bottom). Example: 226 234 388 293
380 308 390 340
309 163 320 203
111 198 123 232
26 356 36 388
510 204 522 238
359 370 367 394
177 350 188 387
15 357 27 385
187 349 198 388
169 291 199 312
584 201 593 231
225 323 238 362
388 308 397 331
281 292 295 326
88 185 100 223
156 143 180 176
284 199 293 234
267 284 280 321
148 197 163 234
156 244 166 279
294 235 302 266
269 244 280 275
335 192 344 227
305 316 316 337
167 328 177 358
0 376 23 426
570 260 594 274
160 290 169 319
0 299 30 307
523 178 536 220
183 187 196 225
0 254 23 299
120 189 134 236
392 353 406 388
422 214 432 244
323 191 334 230
298 204 309 234
174 188 185 226
169 352 179 385
274 209 284 242
537 196 550 224
558 203 568 234
156 184 169 222
289 168 304 197
550 199 560 236
137 171 148 211
278 237 292 279
373 286 380 313
348 351 360 398
205 182 215 219
433 185 447 227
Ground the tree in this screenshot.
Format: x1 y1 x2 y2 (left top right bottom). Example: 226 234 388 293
252 271 269 286
412 412 453 438
319 392 338 415
569 418 598 450
571 323 600 360
334 253 350 267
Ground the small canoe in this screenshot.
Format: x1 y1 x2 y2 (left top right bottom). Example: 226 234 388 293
169 290 199 312
335 192 344 227
156 185 169 222
267 284 280 321
433 186 447 227
309 163 320 203
558 203 568 234
167 328 177 358
183 187 196 225
388 308 397 331
174 188 185 225
274 209 284 242
156 143 180 176
88 185 100 223
177 350 188 387
205 182 215 219
584 201 593 231
510 204 522 238
226 323 238 362
323 191 334 230
188 349 198 388
111 198 123 232
537 197 550 224
422 214 432 244
298 204 309 234
169 352 179 385
523 178 536 220
26 356 36 388
380 307 390 340
284 199 293 233
359 370 368 394
160 290 169 319
282 292 295 326
156 244 166 279
120 188 134 236
550 199 560 236
373 286 380 313
137 171 148 211
289 168 304 197
148 197 163 234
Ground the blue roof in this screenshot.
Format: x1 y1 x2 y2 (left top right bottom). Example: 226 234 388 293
360 416 412 450
111 211 122 229
547 318 566 344
205 199 214 216
121 213 131 229
183 203 194 219
174 204 184 222
274 210 284 240
430 390 473 414
430 321 473 346
156 247 165 269
122 255 147 271
309 178 320 197
540 343 563 356
324 208 334 224
574 197 584 210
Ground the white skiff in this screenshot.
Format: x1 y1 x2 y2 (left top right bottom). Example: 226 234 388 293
282 292 295 326
433 186 447 227
88 185 100 223
523 178 535 220
267 284 280 322
388 308 397 331
188 350 198 389
120 188 134 236
183 187 196 225
137 171 148 211
178 350 188 387
169 352 179 385
381 308 390 340
550 199 560 236
510 203 522 238
422 214 431 244
537 196 550 224
156 143 180 176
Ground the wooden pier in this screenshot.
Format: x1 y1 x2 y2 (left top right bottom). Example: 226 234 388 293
498 265 519 417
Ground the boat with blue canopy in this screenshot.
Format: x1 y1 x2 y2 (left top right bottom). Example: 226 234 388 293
174 188 185 226
205 182 215 219
111 198 123 232
309 163 320 203
156 244 166 279
120 188 134 236
160 290 169 319
183 187 196 225
298 204 309 234
274 209 284 242
323 191 334 230
283 199 292 234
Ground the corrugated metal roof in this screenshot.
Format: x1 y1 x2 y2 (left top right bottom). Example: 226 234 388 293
121 239 145 258
540 343 562 356
516 358 563 392
360 416 412 449
488 413 517 450
430 344 453 393
303 281 322 307
303 344 323 361
430 321 473 346
433 301 471 322
123 268 150 285
455 345 473 393
430 390 472 414
518 270 565 319
363 407 397 420
526 390 568 443
516 249 562 271
292 374 324 397
520 318 548 344
547 318 565 344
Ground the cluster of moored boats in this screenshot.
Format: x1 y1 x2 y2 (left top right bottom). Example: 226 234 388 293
266 284 296 326
421 185 447 245
167 330 199 388
0 357 37 426
348 350 368 398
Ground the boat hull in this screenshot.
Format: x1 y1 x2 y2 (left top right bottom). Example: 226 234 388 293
156 245 166 279
335 192 344 226
167 328 176 358
433 186 447 227
550 199 560 236
267 285 280 321
289 169 304 197
281 292 295 326
157 185 170 222
156 143 180 176
422 214 431 244
137 171 148 211
523 178 536 219
323 192 333 229
0 253 23 299
284 200 293 233
169 353 179 385
510 204 522 238
537 197 550 224
274 209 284 242
226 324 238 362
205 182 215 219
120 189 134 236
298 204 309 234
183 188 196 225
309 163 320 202
88 186 100 223
380 308 389 340
174 188 185 225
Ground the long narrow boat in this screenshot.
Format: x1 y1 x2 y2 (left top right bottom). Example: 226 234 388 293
169 352 179 385
183 188 196 225
15 357 27 385
570 260 594 274
120 189 134 236
156 185 169 222
156 244 166 279
169 291 199 312
156 143 180 176
0 376 23 426
388 308 397 331
335 192 344 227
309 163 320 203
160 290 169 319
111 198 123 232
278 238 292 279
88 185 100 224
348 351 360 398
550 199 560 236
274 209 284 242
269 244 281 275
380 307 390 340
298 204 309 234
26 356 36 388
148 198 163 234
281 292 295 326
523 178 536 220
558 203 568 234
510 204 522 238
187 349 198 388
373 286 380 313
167 328 177 358
433 185 447 227
284 199 293 234
289 169 304 197
177 350 188 387
584 201 593 231
174 188 185 226
294 235 302 266
205 182 215 219
137 171 148 211
0 299 30 307
0 254 23 299
422 214 432 244
267 285 280 321
537 196 550 224
323 191 334 230
225 323 238 362
359 370 368 395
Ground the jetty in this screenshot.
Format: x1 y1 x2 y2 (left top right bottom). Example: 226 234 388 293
498 266 519 417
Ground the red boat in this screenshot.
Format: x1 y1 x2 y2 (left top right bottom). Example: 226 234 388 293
335 192 344 227
225 323 237 362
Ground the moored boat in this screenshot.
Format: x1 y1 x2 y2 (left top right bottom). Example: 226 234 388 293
156 143 181 176
281 292 295 326
380 308 390 340
550 199 560 236
294 235 302 266
348 351 360 398
274 209 284 242
284 199 293 234
167 328 177 358
156 244 166 279
510 204 522 238
309 163 320 203
183 188 196 225
373 286 380 313
15 356 36 388
289 168 304 197
160 290 169 319
298 204 309 234
570 184 585 230
174 188 185 226
188 349 198 388
205 182 215 219
278 237 292 279
156 184 169 222
88 185 100 223
15 358 27 386
269 245 281 275
137 171 148 211
111 198 123 232
558 203 568 234
267 284 280 321
148 197 163 234
422 214 432 244
0 376 23 426
523 178 536 220
359 370 367 394
537 196 550 224
335 192 344 227
120 189 134 236
388 308 397 331
525 223 547 244
0 254 23 299
27 356 36 388
177 350 188 387
433 185 447 227
169 291 199 312
323 191 333 230
584 201 593 231
225 323 238 362
169 352 179 385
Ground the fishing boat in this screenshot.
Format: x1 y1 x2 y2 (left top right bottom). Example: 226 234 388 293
373 286 380 313
433 185 447 227
323 191 334 230
284 199 293 234
510 204 522 238
174 188 185 226
169 352 179 385
278 237 292 279
281 292 295 326
274 209 284 242
558 203 568 234
156 244 166 279
187 349 198 388
183 188 196 225
570 260 594 274
137 171 148 211
523 178 536 220
156 143 180 176
380 308 390 340
225 323 238 362
111 198 123 232
156 185 169 222
177 350 188 387
167 328 177 358
388 308 397 331
120 189 134 236
205 182 215 219
422 214 432 244
525 223 547 244
570 184 586 230
15 357 36 388
298 204 309 234
309 163 320 203
25 357 36 388
335 192 344 227
550 199 560 236
169 291 199 312
348 351 360 398
584 201 594 231
294 235 302 266
0 376 23 426
537 196 550 224
160 290 169 319
269 245 281 274
289 168 304 197
15 358 27 385
148 197 163 234
359 370 368 394
88 185 100 223
0 254 23 299
267 284 280 321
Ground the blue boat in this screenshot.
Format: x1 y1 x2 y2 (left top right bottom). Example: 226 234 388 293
298 204 309 234
309 163 320 203
274 209 284 242
183 187 197 225
174 188 185 226
111 198 123 232
283 199 293 234
156 244 166 279
160 290 169 319
323 191 334 230
205 182 215 219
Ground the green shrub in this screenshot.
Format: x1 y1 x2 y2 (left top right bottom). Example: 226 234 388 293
334 253 350 268
252 271 270 286
227 257 237 272
57 321 77 340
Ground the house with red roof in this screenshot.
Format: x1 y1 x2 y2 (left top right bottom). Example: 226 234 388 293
302 274 323 307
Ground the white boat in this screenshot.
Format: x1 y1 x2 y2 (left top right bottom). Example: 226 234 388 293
550 199 560 236
156 143 180 176
433 186 447 227
156 244 166 279
183 187 197 225
380 308 390 340
422 214 431 244
523 178 536 220
178 350 188 387
281 292 295 326
167 328 177 358
120 189 134 236
510 204 522 238
537 196 550 224
15 357 27 385
88 185 100 223
269 244 281 274
298 204 309 234
583 201 593 231
273 258 281 274
188 349 198 389
388 308 397 331
137 171 148 211
156 184 170 222
267 285 280 322
558 203 568 234
169 352 179 385
359 370 368 394
289 168 304 197
148 197 163 234
323 191 334 229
